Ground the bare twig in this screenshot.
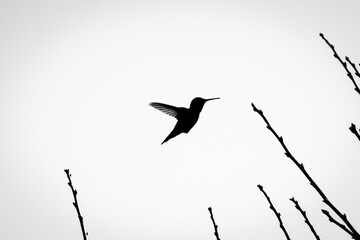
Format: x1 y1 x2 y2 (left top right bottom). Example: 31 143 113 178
322 209 353 236
349 123 360 141
64 169 88 240
290 197 320 240
320 34 360 140
319 33 360 95
208 207 221 240
257 185 291 240
252 103 360 240
346 57 360 80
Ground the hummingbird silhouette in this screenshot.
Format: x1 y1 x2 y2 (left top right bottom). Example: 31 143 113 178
149 97 220 144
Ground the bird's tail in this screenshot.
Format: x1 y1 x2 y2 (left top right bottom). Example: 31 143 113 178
161 138 169 145
161 128 181 145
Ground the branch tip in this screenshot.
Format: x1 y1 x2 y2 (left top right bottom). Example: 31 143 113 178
64 169 88 240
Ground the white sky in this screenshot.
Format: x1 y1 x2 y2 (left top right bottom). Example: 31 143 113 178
1 1 360 240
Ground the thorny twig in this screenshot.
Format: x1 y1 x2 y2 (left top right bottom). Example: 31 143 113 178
208 207 221 240
346 57 360 80
290 197 320 240
320 34 360 141
349 123 360 142
252 103 360 240
322 209 353 236
64 169 88 240
258 185 291 240
319 33 360 95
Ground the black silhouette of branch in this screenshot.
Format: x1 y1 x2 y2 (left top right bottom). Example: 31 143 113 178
346 57 360 80
349 123 360 141
319 33 360 95
290 197 320 240
322 209 353 236
320 34 360 140
252 103 360 240
257 185 291 240
208 207 221 240
64 169 88 240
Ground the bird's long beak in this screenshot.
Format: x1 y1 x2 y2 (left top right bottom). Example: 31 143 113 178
205 97 220 102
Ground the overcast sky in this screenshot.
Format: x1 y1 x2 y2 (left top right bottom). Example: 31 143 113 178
1 1 360 240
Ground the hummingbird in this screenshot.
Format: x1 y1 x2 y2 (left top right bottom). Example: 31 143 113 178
149 97 220 144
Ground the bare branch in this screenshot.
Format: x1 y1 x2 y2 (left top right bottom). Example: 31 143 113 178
252 103 360 240
290 197 320 240
258 185 291 240
322 209 353 236
64 169 88 240
319 33 360 95
346 57 360 80
349 123 360 141
208 207 221 240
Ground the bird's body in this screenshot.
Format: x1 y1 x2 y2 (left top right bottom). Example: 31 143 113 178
150 97 220 144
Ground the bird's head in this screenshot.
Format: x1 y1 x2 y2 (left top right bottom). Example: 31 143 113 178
190 97 220 112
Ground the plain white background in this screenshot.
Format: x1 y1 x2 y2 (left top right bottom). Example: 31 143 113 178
1 1 360 239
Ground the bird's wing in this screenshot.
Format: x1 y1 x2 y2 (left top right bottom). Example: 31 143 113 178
149 102 180 118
